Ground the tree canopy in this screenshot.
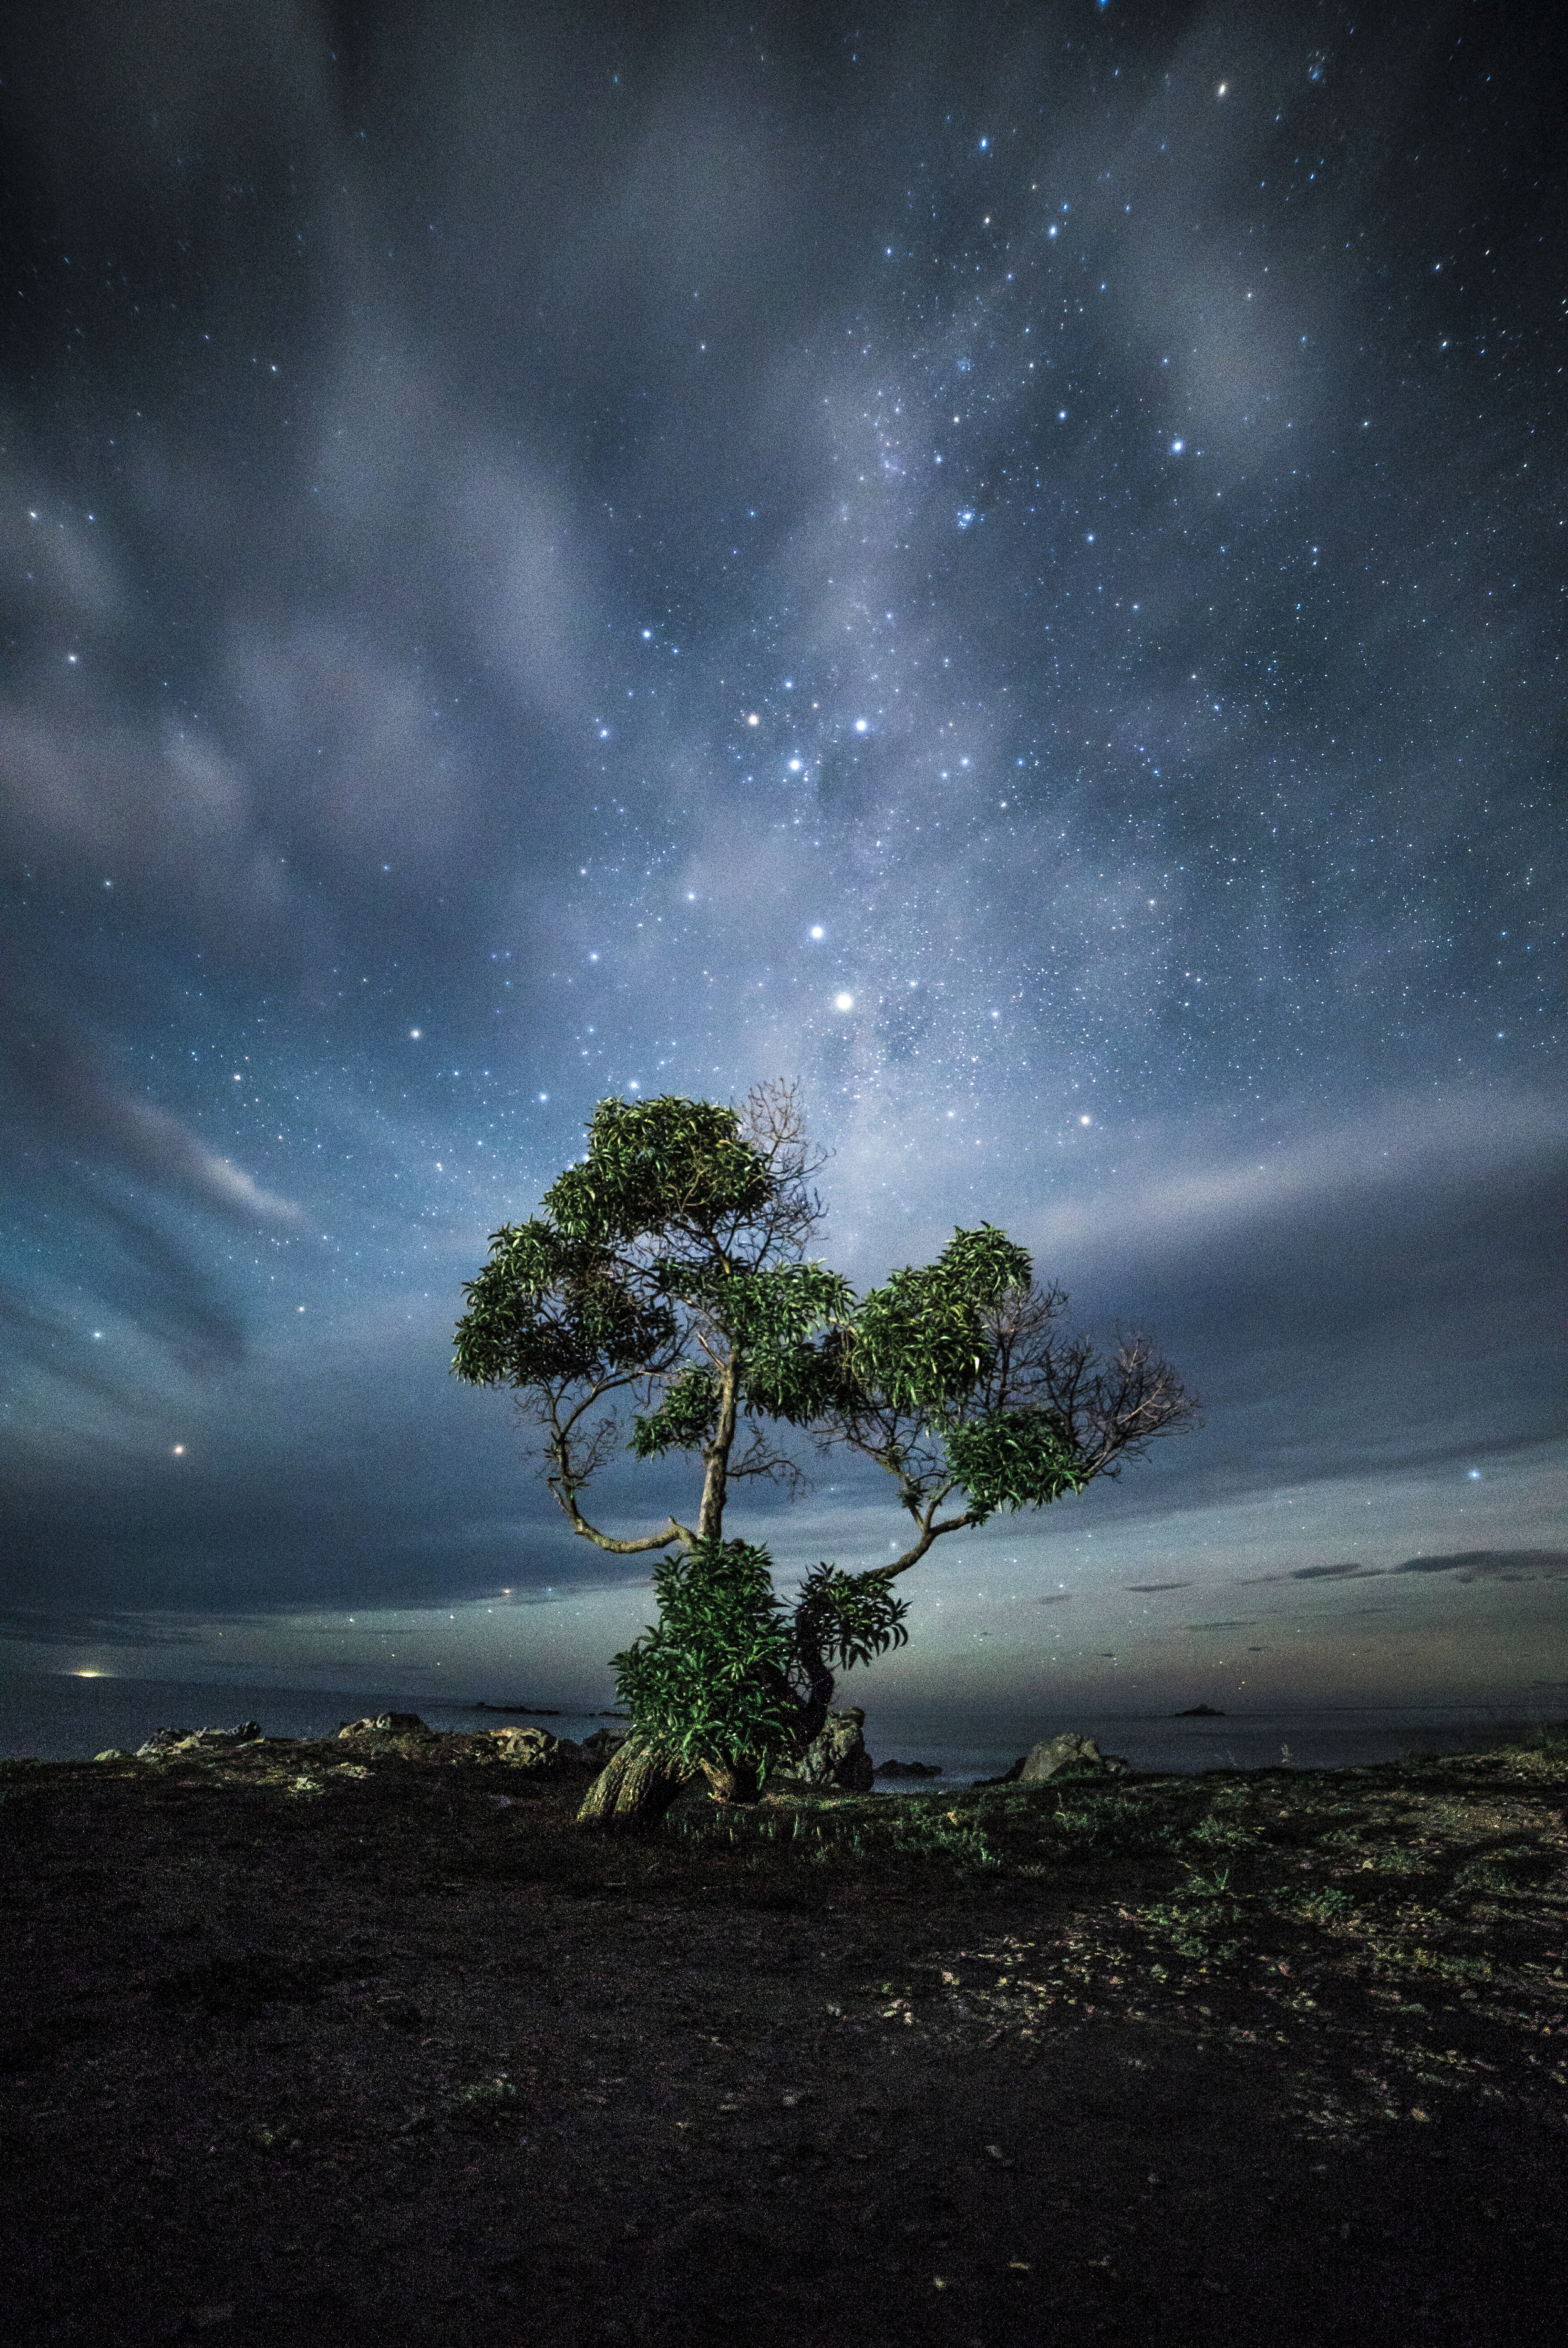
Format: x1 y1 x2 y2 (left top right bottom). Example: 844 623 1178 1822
452 1083 1200 1816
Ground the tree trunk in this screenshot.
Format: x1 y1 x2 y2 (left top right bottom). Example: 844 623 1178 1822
575 1735 697 1831
699 1756 762 1805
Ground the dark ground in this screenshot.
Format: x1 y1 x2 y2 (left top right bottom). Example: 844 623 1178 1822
3 1725 1564 2346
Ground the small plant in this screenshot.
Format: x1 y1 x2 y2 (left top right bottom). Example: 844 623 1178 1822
1188 1811 1261 1852
1403 1948 1495 1985
1296 1886 1355 1923
887 1803 1001 1870
1451 1859 1517 1896
1363 1845 1429 1875
445 2076 521 2129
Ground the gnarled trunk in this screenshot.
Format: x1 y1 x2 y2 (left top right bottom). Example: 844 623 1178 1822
699 1756 762 1805
576 1735 697 1830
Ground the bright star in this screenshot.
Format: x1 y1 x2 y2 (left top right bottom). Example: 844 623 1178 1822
834 992 854 1011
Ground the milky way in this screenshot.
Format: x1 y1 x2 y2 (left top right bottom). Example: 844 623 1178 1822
1 4 1562 1705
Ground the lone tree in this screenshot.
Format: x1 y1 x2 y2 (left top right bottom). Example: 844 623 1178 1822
452 1084 1199 1826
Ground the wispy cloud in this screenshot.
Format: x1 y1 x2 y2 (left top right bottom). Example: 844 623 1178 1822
3 1000 299 1226
1243 1549 1568 1587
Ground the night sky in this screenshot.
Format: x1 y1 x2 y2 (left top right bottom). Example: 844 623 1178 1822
3 3 1562 1715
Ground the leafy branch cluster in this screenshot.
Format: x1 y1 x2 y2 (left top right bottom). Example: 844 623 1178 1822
609 1537 909 1782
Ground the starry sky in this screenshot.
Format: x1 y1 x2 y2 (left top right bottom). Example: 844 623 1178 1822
2 1 1563 1715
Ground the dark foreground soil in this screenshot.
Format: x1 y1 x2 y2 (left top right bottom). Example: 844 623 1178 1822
3 1724 1565 2348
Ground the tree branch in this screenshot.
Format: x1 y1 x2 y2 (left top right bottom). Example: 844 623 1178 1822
546 1472 695 1554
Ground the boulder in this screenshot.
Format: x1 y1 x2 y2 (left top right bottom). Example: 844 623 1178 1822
489 1726 596 1773
134 1722 262 1758
978 1732 1131 1787
875 1758 943 1779
580 1727 631 1768
771 1708 875 1794
337 1713 428 1738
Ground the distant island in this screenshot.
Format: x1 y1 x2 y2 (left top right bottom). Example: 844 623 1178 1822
455 1701 563 1716
1172 1705 1226 1717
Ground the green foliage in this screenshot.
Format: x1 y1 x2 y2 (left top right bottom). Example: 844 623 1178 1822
544 1095 774 1245
850 1223 1030 1419
610 1539 801 1775
609 1539 911 1777
674 1258 857 1423
630 1365 719 1458
452 1221 676 1391
790 1561 910 1674
451 1093 851 1426
942 1407 1088 1519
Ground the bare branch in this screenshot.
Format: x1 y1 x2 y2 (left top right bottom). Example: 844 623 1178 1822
1034 1322 1203 1475
724 1425 812 1500
546 1474 694 1554
874 1486 977 1581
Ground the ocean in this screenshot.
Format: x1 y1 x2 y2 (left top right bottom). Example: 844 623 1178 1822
1 1671 1559 1784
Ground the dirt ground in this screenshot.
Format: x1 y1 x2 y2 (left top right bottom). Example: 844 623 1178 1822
3 1726 1564 2347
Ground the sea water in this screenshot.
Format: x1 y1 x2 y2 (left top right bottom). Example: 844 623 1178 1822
0 1671 1558 1783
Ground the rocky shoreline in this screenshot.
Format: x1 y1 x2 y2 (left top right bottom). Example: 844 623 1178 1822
90 1708 1138 1798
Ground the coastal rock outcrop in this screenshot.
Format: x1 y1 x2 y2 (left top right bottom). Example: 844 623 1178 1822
771 1708 875 1793
977 1731 1131 1787
338 1713 429 1737
134 1723 262 1758
484 1726 598 1773
875 1758 943 1779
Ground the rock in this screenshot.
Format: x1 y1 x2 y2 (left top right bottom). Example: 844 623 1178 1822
580 1727 631 1767
772 1708 875 1793
977 1733 1131 1787
337 1713 429 1738
93 1750 128 1763
875 1758 943 1778
489 1726 596 1773
1173 1704 1226 1717
134 1722 263 1758
1017 1732 1130 1783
